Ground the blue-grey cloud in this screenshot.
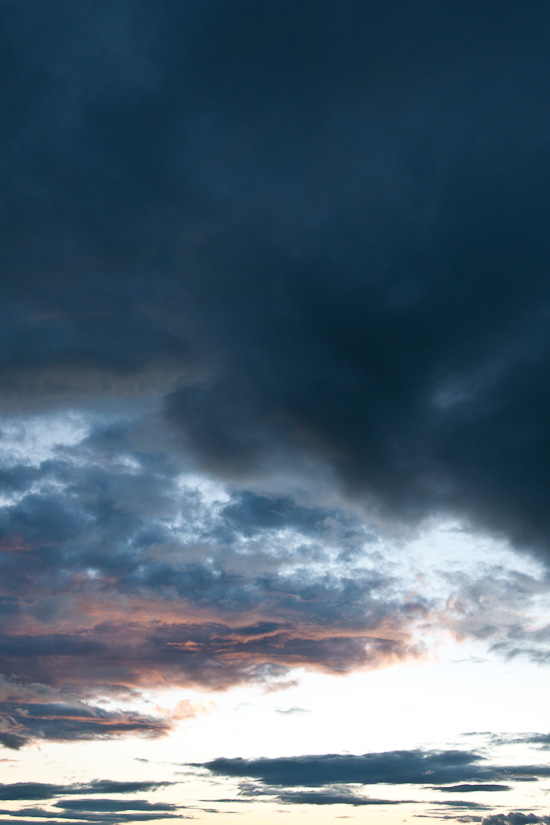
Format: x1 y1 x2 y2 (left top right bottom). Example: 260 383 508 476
0 780 173 801
272 789 407 806
482 816 550 825
0 811 185 824
195 749 502 786
0 698 170 749
194 747 550 806
54 800 176 813
434 785 511 793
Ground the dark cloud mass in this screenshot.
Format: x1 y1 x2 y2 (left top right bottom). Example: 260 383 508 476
2 0 550 766
2 0 550 550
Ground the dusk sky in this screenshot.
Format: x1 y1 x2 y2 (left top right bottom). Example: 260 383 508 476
2 2 550 823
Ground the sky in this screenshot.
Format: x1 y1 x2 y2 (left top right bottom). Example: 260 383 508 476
1 1 550 822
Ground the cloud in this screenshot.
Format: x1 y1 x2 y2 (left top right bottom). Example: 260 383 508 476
0 426 431 745
0 780 173 801
272 789 408 806
275 707 309 716
0 409 548 746
0 697 170 749
434 785 511 794
194 749 500 787
482 816 550 825
193 746 550 811
0 787 189 825
515 735 550 750
0 810 186 824
1 0 550 764
0 0 548 561
432 801 491 810
54 800 176 813
0 733 26 751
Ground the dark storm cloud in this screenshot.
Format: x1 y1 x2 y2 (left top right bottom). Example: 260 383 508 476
155 1 550 560
2 0 550 559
